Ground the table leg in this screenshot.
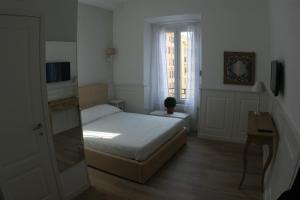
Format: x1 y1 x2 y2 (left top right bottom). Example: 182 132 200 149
239 137 250 189
262 141 273 192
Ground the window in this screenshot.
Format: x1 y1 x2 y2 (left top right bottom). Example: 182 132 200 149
150 21 200 114
165 28 190 102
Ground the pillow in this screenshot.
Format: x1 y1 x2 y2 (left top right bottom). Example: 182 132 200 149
81 104 122 125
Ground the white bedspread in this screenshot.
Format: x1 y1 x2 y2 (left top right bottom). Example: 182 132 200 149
82 112 184 161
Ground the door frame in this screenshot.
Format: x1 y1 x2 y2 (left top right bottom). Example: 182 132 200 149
0 10 63 199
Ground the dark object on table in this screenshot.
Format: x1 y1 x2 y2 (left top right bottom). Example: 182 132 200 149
270 60 284 97
258 128 273 133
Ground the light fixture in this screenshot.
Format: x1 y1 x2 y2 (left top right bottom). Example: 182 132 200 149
105 48 116 63
105 48 116 56
252 81 266 115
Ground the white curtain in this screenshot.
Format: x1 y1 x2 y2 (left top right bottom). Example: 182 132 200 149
149 25 169 111
184 23 202 128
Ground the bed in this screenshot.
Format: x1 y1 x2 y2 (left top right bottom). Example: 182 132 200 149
79 84 187 183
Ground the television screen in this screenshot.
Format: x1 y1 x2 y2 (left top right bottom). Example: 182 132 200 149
46 62 71 83
270 60 283 96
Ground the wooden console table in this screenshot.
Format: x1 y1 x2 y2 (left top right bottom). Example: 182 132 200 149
239 111 278 191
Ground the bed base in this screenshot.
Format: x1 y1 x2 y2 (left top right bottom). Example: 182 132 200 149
84 127 187 183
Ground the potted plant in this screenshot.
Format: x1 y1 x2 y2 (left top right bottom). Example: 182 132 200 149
164 97 176 114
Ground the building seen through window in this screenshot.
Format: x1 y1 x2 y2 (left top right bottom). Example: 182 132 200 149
166 31 189 101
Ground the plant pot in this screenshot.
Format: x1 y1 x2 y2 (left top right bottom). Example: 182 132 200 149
166 107 175 114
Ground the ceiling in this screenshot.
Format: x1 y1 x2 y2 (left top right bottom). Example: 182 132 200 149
79 0 129 10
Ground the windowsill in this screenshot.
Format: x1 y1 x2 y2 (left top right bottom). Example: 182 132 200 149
175 103 185 112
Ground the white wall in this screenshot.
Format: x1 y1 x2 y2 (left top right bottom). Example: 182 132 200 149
0 0 78 41
46 42 77 82
77 3 113 87
113 0 270 113
264 0 300 199
268 0 300 138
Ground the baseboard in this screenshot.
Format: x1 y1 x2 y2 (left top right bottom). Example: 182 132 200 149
197 133 246 144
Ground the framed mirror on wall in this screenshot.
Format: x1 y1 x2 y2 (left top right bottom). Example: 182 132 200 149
224 51 256 86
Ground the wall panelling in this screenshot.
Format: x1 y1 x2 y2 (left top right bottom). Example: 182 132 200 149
199 89 259 142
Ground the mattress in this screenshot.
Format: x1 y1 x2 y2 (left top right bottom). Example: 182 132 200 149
82 111 184 161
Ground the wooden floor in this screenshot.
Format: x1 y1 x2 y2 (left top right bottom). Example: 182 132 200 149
75 137 262 200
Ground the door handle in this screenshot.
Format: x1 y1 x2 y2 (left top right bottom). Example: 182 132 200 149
32 123 43 131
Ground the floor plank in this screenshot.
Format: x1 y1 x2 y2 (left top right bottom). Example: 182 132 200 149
75 137 262 200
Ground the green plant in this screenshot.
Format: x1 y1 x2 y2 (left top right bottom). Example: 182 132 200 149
164 97 177 108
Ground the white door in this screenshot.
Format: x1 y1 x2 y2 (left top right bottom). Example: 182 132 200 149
0 15 60 200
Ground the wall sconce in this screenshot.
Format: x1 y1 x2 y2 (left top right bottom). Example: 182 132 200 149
105 48 116 63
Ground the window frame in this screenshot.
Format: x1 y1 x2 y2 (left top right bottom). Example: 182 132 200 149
165 25 189 103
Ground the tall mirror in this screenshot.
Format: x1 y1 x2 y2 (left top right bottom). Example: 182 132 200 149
45 41 89 198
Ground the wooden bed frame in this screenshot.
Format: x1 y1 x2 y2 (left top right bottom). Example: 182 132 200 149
79 84 187 183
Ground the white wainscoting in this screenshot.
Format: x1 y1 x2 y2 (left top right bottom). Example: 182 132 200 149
233 93 261 140
198 89 259 143
199 89 300 199
264 93 300 200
